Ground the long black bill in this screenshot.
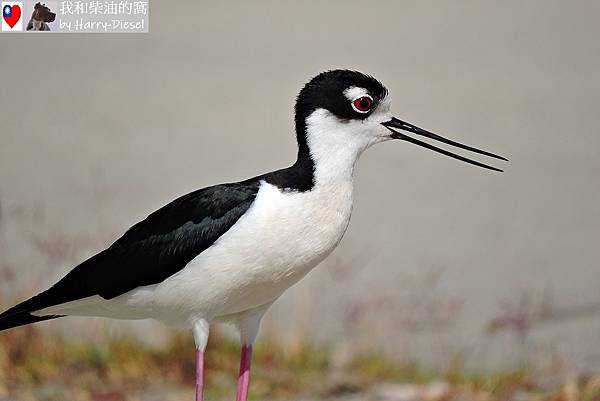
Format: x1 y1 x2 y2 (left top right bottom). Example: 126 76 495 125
382 117 507 172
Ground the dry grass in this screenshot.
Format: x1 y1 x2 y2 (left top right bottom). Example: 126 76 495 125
0 326 599 401
0 326 330 400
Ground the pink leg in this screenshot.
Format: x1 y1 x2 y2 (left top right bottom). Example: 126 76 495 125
235 344 253 401
195 349 205 401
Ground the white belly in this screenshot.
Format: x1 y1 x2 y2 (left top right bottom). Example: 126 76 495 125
150 180 354 321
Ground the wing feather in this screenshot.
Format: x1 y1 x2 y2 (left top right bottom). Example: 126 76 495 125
0 181 260 330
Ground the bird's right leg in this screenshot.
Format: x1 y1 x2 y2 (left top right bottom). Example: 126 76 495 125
235 302 272 401
192 319 210 401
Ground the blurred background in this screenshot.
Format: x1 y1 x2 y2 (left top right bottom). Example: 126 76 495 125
1 1 599 400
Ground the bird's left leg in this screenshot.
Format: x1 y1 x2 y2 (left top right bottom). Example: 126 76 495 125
235 303 272 401
192 319 210 401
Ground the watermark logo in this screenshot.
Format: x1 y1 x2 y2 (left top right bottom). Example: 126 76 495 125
1 0 148 33
58 0 148 32
2 2 23 31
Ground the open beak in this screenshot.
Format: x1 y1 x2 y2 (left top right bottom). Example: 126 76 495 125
382 117 507 172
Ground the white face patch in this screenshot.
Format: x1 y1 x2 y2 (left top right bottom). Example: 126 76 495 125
303 93 394 185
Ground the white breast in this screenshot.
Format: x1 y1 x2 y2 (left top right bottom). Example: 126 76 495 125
152 178 354 320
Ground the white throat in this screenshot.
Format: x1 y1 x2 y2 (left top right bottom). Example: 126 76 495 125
304 108 377 188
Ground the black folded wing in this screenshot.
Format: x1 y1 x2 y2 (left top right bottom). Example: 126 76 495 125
0 181 260 330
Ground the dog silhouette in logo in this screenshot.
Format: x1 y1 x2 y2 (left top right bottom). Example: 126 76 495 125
27 3 55 31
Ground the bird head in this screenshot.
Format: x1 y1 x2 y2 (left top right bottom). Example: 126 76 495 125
294 70 506 171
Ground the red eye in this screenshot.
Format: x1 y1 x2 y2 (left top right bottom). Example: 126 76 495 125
352 96 373 113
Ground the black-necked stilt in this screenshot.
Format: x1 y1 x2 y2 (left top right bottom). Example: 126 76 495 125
0 70 506 401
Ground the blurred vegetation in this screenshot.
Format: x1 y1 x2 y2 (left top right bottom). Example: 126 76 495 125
0 326 599 401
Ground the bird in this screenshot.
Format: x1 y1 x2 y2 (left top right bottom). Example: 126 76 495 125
0 70 506 401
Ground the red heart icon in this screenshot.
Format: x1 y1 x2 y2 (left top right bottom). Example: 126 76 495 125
3 5 21 28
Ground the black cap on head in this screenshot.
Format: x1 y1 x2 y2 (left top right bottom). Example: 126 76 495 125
296 70 387 123
294 70 388 154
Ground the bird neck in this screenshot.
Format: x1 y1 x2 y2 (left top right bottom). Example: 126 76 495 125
265 109 368 193
299 109 369 189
